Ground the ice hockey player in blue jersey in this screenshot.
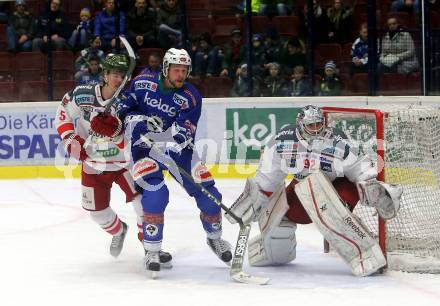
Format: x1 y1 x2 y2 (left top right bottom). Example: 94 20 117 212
91 48 232 276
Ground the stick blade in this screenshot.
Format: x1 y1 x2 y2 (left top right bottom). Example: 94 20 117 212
231 271 270 285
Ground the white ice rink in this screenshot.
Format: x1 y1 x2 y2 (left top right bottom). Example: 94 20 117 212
1 178 439 306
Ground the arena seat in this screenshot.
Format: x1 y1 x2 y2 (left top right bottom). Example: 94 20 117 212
204 76 233 98
272 16 299 37
0 52 15 81
53 80 76 100
15 52 46 81
0 82 17 102
17 81 48 102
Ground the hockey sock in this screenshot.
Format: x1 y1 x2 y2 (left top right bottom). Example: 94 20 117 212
90 207 123 236
143 212 164 252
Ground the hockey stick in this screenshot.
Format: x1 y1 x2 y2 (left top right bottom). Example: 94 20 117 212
139 134 270 285
84 35 136 148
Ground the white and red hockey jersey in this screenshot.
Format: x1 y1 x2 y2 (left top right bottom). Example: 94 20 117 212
255 124 378 193
55 84 129 173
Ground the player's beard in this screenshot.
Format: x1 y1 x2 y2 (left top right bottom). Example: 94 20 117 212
168 77 184 89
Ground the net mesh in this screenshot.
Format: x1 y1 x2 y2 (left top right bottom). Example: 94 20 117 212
326 105 440 272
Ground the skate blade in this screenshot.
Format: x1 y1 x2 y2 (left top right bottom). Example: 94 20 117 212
160 262 173 269
149 270 158 279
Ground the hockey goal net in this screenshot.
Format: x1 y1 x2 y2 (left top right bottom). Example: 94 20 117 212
323 105 440 273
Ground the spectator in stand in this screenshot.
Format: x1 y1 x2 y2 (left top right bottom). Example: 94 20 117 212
326 0 354 44
286 65 313 96
230 64 261 97
351 22 369 73
126 0 157 50
299 0 331 46
32 0 71 52
75 55 104 86
193 32 219 77
262 62 287 97
391 0 419 14
319 60 341 96
68 8 93 51
156 0 183 49
379 17 419 74
279 37 307 76
7 0 35 53
74 35 105 79
239 34 267 79
263 26 282 64
219 28 245 78
139 52 162 75
259 0 293 16
0 2 8 23
94 0 126 52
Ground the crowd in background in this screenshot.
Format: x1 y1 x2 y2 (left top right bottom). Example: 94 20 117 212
0 0 436 98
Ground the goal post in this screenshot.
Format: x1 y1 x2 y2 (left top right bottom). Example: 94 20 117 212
322 105 440 273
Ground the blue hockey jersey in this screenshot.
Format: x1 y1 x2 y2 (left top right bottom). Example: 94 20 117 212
116 72 202 147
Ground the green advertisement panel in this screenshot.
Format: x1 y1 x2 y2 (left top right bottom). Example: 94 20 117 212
226 108 301 160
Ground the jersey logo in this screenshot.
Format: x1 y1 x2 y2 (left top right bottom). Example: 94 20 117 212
132 158 159 181
172 93 188 106
75 94 95 105
192 163 213 183
143 92 176 117
135 80 158 92
276 141 298 153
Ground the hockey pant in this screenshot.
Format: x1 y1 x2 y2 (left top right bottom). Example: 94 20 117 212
285 177 360 224
81 167 138 236
131 147 222 252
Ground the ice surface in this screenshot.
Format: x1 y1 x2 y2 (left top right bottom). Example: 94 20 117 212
1 178 439 306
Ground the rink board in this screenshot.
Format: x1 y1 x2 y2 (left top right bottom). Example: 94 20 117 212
2 97 440 179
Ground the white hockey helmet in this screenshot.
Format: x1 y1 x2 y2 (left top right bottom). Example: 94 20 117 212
296 105 326 140
162 48 192 78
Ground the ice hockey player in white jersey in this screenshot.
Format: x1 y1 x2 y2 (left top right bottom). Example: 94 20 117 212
55 53 172 264
226 105 403 276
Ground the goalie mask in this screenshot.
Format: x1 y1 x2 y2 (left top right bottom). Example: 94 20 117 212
162 48 192 78
296 105 326 140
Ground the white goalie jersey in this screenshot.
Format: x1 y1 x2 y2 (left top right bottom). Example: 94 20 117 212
55 84 129 173
256 124 378 192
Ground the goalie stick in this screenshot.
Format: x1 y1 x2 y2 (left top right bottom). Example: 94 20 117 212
139 134 270 285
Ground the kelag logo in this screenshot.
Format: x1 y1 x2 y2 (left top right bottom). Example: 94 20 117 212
226 108 301 160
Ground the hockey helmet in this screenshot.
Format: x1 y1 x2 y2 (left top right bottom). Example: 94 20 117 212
296 105 326 139
162 48 192 78
103 53 129 73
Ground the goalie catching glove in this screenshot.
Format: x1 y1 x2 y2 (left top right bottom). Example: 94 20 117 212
90 113 123 138
357 179 403 219
225 177 284 224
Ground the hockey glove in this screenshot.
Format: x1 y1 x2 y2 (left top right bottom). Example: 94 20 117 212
63 133 88 161
90 113 123 138
225 177 272 224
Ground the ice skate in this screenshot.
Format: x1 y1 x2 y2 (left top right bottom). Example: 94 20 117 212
207 237 232 265
159 250 173 269
144 251 161 279
110 221 128 258
143 249 173 268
